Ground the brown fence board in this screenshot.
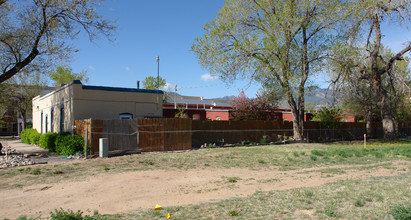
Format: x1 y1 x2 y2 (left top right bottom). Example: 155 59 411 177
76 118 409 155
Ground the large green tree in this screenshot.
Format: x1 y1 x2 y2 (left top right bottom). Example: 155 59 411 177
48 65 88 87
142 76 166 90
0 0 116 84
192 0 348 140
331 0 411 139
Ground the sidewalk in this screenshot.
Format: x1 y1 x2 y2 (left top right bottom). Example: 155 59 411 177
1 139 68 164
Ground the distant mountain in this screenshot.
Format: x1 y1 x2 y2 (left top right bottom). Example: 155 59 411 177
305 88 337 107
212 96 235 101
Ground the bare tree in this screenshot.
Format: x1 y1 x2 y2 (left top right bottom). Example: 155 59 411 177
330 0 411 139
0 0 116 83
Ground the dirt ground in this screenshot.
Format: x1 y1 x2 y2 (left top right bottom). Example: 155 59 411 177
1 159 410 219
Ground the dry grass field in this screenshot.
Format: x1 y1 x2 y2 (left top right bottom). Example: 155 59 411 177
1 140 410 219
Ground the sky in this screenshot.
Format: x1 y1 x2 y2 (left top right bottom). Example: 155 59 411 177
69 0 411 99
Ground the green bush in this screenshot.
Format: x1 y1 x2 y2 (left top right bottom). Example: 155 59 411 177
30 131 41 145
50 208 83 220
39 133 58 152
20 128 40 145
49 208 107 220
312 106 343 129
20 128 33 144
55 133 84 156
390 204 411 220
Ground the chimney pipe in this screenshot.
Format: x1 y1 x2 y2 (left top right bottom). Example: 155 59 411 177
137 80 140 89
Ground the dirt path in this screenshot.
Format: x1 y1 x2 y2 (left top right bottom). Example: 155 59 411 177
1 160 410 219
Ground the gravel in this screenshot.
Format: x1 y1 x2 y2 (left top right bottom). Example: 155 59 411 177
0 145 34 169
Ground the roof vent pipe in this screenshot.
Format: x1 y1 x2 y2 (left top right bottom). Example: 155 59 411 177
137 80 140 89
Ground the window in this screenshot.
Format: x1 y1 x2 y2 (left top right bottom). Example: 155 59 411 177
41 111 43 134
60 104 64 132
45 114 48 133
12 123 17 133
119 113 133 119
192 114 200 120
50 108 54 133
1 123 7 132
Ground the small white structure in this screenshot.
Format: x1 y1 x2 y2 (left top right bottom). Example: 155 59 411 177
32 80 163 134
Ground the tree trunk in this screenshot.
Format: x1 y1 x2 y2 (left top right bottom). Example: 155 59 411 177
380 91 396 140
290 106 303 141
21 111 26 131
366 110 373 138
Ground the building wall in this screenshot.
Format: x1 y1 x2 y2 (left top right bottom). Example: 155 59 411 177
281 112 312 122
206 111 229 121
32 81 163 134
32 83 73 133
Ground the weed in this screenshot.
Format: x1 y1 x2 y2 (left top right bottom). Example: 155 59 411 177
104 167 110 171
226 177 240 183
325 206 337 217
139 160 154 166
374 152 385 158
53 170 64 175
300 152 306 156
50 209 83 219
258 159 266 164
204 163 210 167
228 210 240 216
354 199 365 207
310 155 318 161
389 204 411 220
293 151 299 157
311 150 326 157
304 190 314 198
31 168 41 175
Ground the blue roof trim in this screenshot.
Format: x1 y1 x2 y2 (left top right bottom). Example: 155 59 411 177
60 104 64 108
34 80 80 101
51 107 54 111
82 85 164 94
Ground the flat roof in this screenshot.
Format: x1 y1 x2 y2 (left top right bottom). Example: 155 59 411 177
33 80 163 101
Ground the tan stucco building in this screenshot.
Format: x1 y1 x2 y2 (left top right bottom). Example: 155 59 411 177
32 80 163 134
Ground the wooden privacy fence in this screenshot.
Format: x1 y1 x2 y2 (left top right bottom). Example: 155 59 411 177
75 118 411 155
75 118 191 155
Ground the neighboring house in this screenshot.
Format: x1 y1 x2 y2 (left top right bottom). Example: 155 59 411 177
280 109 313 122
0 86 54 136
32 80 163 134
163 94 231 120
0 105 18 136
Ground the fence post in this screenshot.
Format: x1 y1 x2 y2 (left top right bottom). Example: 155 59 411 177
85 129 88 159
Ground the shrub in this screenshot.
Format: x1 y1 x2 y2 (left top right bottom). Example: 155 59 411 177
312 106 343 129
390 204 411 220
50 208 83 220
311 150 326 157
39 133 58 152
20 128 33 144
49 208 106 220
29 130 41 145
20 128 41 145
55 133 84 156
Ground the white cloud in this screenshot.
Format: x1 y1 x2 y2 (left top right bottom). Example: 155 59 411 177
88 65 95 71
125 66 134 74
161 83 180 91
201 73 217 81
